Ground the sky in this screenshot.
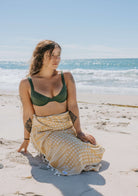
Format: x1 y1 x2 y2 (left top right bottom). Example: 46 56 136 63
0 0 138 60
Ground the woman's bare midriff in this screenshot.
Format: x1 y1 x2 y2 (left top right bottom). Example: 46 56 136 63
33 101 67 116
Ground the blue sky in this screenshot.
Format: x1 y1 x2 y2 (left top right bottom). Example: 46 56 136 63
0 0 138 60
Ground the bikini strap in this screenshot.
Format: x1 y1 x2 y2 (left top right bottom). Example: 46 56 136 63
28 73 64 90
28 77 34 91
61 71 65 85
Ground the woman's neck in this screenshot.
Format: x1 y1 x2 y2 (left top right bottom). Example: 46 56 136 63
37 68 57 79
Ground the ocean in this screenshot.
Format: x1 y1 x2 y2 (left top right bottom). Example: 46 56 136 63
0 58 138 95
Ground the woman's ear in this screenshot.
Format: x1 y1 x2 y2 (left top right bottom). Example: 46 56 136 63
44 51 50 62
43 52 48 61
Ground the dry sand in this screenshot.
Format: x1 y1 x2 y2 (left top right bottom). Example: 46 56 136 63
0 93 138 196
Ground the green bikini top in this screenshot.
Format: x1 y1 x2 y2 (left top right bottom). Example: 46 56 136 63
28 71 68 106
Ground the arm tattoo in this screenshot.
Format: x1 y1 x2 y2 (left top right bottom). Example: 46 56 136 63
25 118 32 133
69 110 77 124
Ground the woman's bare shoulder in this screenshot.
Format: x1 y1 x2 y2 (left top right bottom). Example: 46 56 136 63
19 77 30 91
63 71 75 83
19 78 34 110
62 71 72 75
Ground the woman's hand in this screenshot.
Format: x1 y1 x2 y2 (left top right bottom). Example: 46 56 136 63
77 132 96 145
17 140 30 153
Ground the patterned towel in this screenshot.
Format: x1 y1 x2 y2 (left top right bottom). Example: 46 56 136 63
31 111 105 175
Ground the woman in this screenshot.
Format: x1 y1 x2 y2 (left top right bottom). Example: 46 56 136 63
18 40 105 175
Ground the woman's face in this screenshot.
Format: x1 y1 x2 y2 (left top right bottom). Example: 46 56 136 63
44 46 61 70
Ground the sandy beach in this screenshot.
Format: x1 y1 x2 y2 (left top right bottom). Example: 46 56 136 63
0 92 138 196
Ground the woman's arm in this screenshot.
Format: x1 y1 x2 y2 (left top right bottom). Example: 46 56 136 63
66 72 81 134
66 72 96 145
18 79 35 153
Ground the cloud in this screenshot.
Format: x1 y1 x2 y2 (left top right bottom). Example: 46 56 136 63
0 42 138 61
0 47 32 61
62 43 138 59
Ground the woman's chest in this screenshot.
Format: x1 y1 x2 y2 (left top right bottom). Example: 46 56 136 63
33 79 63 98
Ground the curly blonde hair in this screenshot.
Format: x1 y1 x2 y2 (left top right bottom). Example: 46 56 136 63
27 40 61 77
